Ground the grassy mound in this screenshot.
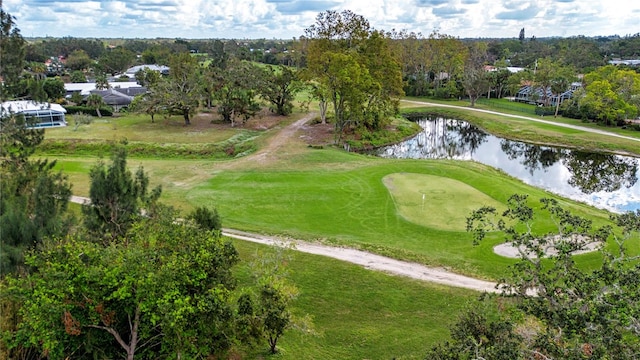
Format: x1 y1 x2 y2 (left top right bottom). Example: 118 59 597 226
383 173 505 231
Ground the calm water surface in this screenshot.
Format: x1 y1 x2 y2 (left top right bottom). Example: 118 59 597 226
376 117 640 213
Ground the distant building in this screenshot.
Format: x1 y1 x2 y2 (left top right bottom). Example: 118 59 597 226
65 81 143 97
514 82 582 106
1 100 67 128
123 64 170 78
608 59 640 66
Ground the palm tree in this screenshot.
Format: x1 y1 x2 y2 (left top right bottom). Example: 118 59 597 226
86 93 105 117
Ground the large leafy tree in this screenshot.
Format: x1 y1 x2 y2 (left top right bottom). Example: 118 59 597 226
97 46 135 75
0 8 26 100
578 65 640 125
452 194 640 359
3 217 241 359
156 52 203 125
64 49 93 71
462 42 491 107
42 77 66 101
304 10 403 142
257 65 302 116
210 59 261 127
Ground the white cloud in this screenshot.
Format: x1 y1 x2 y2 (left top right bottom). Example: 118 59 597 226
4 0 640 39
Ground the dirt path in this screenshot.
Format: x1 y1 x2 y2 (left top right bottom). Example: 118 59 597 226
233 112 317 167
68 203 499 293
223 229 499 293
403 100 640 143
68 111 502 293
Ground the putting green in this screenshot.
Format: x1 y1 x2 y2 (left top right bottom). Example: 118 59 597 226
383 173 504 231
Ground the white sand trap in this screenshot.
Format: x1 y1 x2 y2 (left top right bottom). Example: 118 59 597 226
494 234 602 258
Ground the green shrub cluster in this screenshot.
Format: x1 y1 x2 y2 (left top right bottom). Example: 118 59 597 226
65 105 113 117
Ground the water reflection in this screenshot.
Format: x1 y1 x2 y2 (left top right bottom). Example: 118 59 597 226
377 117 640 213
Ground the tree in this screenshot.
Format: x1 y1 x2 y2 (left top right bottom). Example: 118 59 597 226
130 92 163 123
157 52 203 125
64 49 93 71
462 42 492 106
0 8 26 101
304 10 403 142
134 67 161 88
210 59 261 127
244 245 310 354
94 72 110 90
0 114 72 276
85 93 106 117
42 77 65 101
257 65 302 116
579 65 640 125
98 46 135 75
461 194 640 359
69 70 87 83
82 145 161 243
3 217 241 359
186 205 222 231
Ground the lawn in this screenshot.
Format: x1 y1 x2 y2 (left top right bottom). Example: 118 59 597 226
231 239 479 359
44 101 638 358
50 111 628 280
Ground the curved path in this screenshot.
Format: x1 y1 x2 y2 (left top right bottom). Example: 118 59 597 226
69 195 498 293
71 103 633 294
68 113 500 293
402 100 640 143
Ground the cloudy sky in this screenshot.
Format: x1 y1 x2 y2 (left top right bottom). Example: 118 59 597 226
3 0 639 40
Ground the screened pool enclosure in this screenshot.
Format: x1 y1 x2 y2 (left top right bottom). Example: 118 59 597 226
1 101 68 128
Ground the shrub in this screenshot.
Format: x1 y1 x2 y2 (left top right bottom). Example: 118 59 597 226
72 113 94 131
65 105 113 117
186 206 222 231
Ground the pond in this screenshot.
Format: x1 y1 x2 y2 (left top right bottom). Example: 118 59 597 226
376 116 640 213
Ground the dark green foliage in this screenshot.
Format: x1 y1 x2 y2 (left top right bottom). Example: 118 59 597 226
259 283 291 354
97 46 135 75
42 77 65 101
257 65 302 116
82 145 161 243
64 105 113 117
186 205 222 231
210 59 261 126
0 9 26 101
0 114 72 276
459 194 640 359
426 306 523 360
3 217 241 359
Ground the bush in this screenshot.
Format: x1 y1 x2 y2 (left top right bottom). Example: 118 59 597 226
72 113 93 131
534 106 556 116
65 105 113 117
186 206 222 231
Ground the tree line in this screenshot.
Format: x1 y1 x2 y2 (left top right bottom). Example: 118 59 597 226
5 6 640 141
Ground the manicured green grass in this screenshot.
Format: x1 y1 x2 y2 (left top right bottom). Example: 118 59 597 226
45 102 640 358
183 148 616 279
382 173 506 231
231 239 478 359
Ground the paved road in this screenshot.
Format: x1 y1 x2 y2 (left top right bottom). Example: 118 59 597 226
402 100 640 143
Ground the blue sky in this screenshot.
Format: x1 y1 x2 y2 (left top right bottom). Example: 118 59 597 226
4 0 639 39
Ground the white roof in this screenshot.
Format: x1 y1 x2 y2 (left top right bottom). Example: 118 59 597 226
1 100 66 115
125 64 170 75
65 82 143 95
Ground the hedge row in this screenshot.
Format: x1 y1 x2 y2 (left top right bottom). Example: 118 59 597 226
65 105 113 117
